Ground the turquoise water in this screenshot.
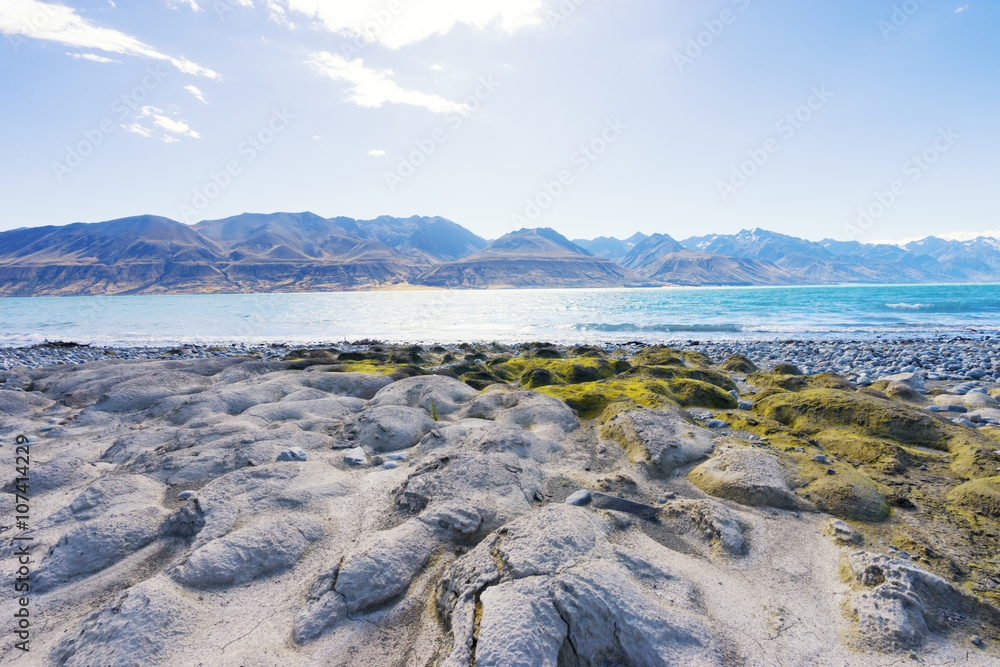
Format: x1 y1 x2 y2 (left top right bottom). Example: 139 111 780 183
0 284 998 347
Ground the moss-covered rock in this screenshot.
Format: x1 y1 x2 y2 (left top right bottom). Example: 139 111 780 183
537 379 677 420
947 477 1000 517
518 367 561 390
629 365 738 394
797 466 891 522
566 345 606 358
629 345 685 367
771 362 803 375
719 354 758 373
746 372 853 393
747 372 809 392
664 379 738 410
754 388 997 478
486 357 629 386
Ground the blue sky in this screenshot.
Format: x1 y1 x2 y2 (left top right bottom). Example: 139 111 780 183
1 0 997 244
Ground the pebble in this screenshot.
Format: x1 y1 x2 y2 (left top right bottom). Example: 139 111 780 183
738 400 754 410
565 489 592 506
386 451 409 461
972 635 983 646
814 454 828 463
383 461 398 469
276 447 308 462
343 446 367 466
177 491 195 500
707 419 728 429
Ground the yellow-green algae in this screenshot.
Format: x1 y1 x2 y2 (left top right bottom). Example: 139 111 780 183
537 378 678 420
947 477 1000 518
484 357 630 387
753 388 997 478
746 372 855 393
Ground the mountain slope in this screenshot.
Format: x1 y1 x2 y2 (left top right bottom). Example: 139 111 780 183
640 251 800 286
619 233 687 273
417 228 655 288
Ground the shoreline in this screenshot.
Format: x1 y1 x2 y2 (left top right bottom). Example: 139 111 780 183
3 334 998 385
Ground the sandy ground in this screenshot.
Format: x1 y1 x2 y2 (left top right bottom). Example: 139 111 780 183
1 352 998 666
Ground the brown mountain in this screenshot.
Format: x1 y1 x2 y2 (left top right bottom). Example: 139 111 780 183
637 251 801 286
417 228 657 288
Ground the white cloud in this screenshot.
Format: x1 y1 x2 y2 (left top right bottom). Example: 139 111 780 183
67 51 121 63
368 149 385 156
429 64 442 71
955 5 968 12
185 84 208 104
165 0 203 11
266 0 545 49
309 51 468 114
0 0 218 78
123 106 201 142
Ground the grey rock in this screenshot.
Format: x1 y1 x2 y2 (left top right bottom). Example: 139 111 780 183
343 446 367 466
276 447 308 462
342 404 436 453
601 408 714 476
565 489 592 506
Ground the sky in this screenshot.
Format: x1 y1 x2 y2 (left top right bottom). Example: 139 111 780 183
1 0 998 244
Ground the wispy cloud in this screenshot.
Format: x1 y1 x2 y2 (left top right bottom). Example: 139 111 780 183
185 84 208 104
0 0 218 78
165 0 203 11
67 51 121 64
265 0 545 49
123 106 201 142
309 52 468 114
368 149 385 156
955 5 968 13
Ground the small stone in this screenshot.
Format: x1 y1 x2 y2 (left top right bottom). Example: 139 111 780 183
371 455 385 466
565 489 592 506
343 446 367 466
383 461 398 470
386 451 409 461
738 400 754 410
177 491 194 500
276 447 308 462
707 419 728 429
826 468 836 475
814 454 828 463
972 635 983 646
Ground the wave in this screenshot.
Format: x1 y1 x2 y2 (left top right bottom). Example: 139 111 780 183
885 303 932 310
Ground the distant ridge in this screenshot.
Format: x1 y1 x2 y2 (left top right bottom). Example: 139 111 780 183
1 215 1000 296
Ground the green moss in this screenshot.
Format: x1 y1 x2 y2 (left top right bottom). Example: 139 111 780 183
772 362 803 375
747 372 809 392
746 372 853 393
813 429 904 467
629 345 685 367
719 354 759 373
485 357 629 386
798 466 892 522
324 362 400 376
663 379 738 410
754 388 997 479
628 365 738 393
537 378 677 420
679 350 714 368
947 477 1000 517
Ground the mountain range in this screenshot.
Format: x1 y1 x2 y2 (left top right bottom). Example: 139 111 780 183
0 212 998 296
